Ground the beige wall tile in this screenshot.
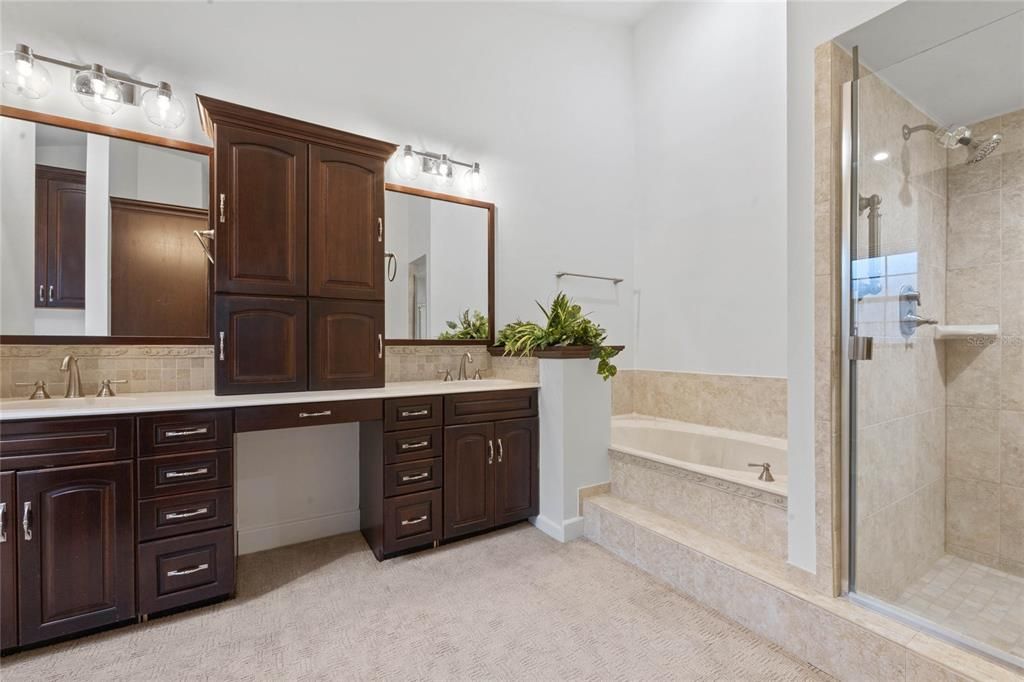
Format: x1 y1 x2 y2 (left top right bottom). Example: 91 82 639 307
948 191 1002 269
1001 260 1024 335
999 484 1024 564
1001 410 1024 488
946 341 1001 410
946 266 1000 325
946 477 1000 557
1003 185 1024 262
1003 149 1024 188
1002 342 1024 412
947 407 1001 483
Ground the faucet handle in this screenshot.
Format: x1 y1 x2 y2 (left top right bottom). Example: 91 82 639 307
15 380 51 400
472 368 490 380
437 369 453 383
748 462 774 482
96 378 128 397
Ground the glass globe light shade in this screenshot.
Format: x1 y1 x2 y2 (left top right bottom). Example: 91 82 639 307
434 154 455 187
462 163 488 193
1 45 51 99
74 65 122 115
394 145 421 180
141 81 185 129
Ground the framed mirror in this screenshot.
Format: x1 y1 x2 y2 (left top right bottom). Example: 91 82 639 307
384 184 494 345
0 106 213 344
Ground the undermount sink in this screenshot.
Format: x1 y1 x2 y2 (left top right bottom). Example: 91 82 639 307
1 395 138 411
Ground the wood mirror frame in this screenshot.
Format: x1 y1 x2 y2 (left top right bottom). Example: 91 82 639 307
384 183 495 346
0 105 214 346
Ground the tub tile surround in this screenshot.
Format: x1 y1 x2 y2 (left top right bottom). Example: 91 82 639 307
612 369 787 439
583 495 1019 682
0 343 538 400
943 107 1024 579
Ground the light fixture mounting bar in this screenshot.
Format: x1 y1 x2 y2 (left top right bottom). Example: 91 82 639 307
31 52 161 90
411 148 475 169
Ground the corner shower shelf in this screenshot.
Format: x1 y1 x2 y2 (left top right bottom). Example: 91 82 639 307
934 324 1000 340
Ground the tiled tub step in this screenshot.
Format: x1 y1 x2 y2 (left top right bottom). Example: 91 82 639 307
582 494 1019 682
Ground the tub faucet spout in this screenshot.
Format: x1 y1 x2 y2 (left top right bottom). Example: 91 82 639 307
748 462 774 482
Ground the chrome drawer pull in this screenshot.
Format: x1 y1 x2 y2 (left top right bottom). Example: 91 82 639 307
488 440 494 465
218 331 225 361
299 410 332 418
497 438 504 463
165 507 209 520
166 467 209 478
22 502 31 541
165 427 209 438
400 473 430 482
0 502 6 543
400 409 429 418
167 563 209 577
401 515 428 526
400 440 429 450
378 333 383 359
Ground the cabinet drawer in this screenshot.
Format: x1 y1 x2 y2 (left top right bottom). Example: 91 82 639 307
384 457 442 497
234 399 381 432
138 410 233 457
0 417 132 470
444 389 538 425
138 527 234 615
384 396 442 432
383 489 442 555
138 489 234 542
383 427 442 464
138 449 233 499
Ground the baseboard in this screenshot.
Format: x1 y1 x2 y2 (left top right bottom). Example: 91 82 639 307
236 510 361 555
530 514 585 543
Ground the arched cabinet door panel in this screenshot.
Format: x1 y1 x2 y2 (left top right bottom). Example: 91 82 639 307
494 418 539 525
214 295 308 395
309 299 384 390
443 423 494 539
215 125 307 296
308 145 385 300
16 462 134 646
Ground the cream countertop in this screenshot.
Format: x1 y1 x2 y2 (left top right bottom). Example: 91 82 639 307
0 379 540 421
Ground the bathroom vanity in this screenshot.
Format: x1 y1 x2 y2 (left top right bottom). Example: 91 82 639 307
0 380 538 652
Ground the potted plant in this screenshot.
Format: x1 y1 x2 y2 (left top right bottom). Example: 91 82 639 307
437 309 489 340
495 293 620 379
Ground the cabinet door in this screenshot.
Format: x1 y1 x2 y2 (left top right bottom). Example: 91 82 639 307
309 299 383 390
308 145 384 300
215 295 307 395
35 166 86 309
443 423 494 539
17 462 134 646
215 125 307 296
494 418 539 526
1 472 16 650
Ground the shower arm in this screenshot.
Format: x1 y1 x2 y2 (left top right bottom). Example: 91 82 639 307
902 123 936 141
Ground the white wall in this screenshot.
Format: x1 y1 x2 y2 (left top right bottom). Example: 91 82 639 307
1 117 37 334
428 200 488 338
785 0 898 572
109 138 208 209
631 1 788 378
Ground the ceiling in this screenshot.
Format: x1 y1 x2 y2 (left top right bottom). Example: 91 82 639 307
529 1 657 27
837 1 1024 125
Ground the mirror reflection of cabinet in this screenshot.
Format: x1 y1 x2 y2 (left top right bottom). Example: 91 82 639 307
34 165 86 309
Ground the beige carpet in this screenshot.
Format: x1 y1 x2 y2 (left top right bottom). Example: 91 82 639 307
2 524 830 681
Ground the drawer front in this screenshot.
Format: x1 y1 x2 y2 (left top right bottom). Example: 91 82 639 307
384 457 442 497
138 449 233 499
383 489 442 555
0 417 132 470
384 396 442 432
138 527 234 615
234 399 381 432
444 389 538 425
383 427 442 464
138 489 234 542
138 411 233 457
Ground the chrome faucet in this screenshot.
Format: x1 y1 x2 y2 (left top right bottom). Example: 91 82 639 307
748 462 775 483
457 352 473 381
60 354 84 398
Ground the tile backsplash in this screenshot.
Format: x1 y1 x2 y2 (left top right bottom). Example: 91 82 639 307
0 343 539 399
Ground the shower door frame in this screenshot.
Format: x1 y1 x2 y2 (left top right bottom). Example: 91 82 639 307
839 50 1024 672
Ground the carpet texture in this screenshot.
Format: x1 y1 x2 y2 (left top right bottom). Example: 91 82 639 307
1 524 830 680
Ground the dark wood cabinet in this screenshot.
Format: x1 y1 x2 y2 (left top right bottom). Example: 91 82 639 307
214 125 307 296
1 472 16 650
443 423 495 539
16 462 135 646
494 418 539 525
215 295 308 394
308 145 385 300
35 165 86 309
309 299 384 390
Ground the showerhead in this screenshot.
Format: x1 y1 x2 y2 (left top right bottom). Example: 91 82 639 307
901 123 1002 163
966 133 1002 164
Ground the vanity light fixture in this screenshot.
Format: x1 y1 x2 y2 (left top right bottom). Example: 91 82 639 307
391 145 487 193
1 44 51 99
0 42 186 129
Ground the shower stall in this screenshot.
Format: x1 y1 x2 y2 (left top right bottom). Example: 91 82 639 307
838 5 1024 669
